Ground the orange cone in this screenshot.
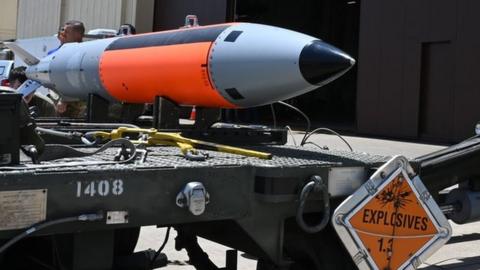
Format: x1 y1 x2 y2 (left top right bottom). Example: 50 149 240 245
189 106 196 120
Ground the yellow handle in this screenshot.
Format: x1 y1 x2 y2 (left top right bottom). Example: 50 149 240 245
91 127 272 159
208 144 272 159
150 134 272 159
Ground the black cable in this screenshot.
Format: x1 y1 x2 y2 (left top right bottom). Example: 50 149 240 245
274 101 352 153
276 101 311 134
151 226 171 267
27 256 57 270
274 102 352 152
284 125 298 146
36 127 83 140
270 104 277 128
302 141 327 150
38 138 137 162
301 127 354 152
0 213 103 255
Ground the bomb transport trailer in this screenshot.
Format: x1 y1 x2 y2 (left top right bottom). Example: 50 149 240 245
1 19 480 270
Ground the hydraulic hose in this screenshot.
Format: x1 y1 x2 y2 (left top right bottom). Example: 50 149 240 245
0 213 104 255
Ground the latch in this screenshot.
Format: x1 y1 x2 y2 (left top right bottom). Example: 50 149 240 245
176 182 210 216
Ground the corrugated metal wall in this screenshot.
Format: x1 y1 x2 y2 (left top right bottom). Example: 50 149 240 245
122 0 137 26
134 0 154 33
61 0 122 31
0 0 18 40
15 0 153 39
356 0 480 143
17 0 61 38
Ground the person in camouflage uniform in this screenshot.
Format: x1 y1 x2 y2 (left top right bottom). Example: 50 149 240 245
8 66 56 117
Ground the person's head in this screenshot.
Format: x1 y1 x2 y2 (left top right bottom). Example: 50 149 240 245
8 66 27 89
56 27 65 43
60 20 85 44
118 24 136 35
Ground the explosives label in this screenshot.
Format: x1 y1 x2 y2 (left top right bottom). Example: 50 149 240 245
334 157 451 270
0 189 47 231
348 171 438 270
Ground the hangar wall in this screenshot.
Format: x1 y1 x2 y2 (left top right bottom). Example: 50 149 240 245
14 0 154 39
357 0 480 143
16 0 61 39
60 0 123 31
153 0 227 31
0 0 19 40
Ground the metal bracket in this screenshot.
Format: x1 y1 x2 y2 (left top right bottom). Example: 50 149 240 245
364 180 376 195
410 256 422 269
176 182 210 216
420 190 432 203
296 175 330 233
352 250 367 265
369 155 414 186
106 211 129 224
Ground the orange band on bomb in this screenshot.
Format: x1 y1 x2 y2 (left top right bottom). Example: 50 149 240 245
99 42 236 108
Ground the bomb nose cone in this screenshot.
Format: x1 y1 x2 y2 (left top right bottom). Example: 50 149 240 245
299 40 355 85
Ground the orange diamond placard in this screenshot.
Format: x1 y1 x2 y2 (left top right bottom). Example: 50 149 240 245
348 172 438 270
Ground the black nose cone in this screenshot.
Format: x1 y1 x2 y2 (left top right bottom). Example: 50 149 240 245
299 40 355 85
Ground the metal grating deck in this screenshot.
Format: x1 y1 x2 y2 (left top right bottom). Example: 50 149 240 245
1 145 390 174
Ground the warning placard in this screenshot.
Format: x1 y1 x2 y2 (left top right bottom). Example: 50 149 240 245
348 172 437 270
0 189 47 231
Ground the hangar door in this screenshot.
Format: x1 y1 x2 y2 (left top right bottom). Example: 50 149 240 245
153 0 227 31
357 0 480 143
419 42 454 141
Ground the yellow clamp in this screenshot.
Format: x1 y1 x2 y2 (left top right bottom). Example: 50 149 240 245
90 127 272 160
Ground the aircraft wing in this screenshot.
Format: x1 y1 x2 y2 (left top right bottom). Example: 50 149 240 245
4 42 40 66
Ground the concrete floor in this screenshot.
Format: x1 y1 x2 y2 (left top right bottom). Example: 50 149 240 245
135 131 480 269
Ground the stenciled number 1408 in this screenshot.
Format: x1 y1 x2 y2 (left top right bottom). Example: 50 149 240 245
76 179 124 197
